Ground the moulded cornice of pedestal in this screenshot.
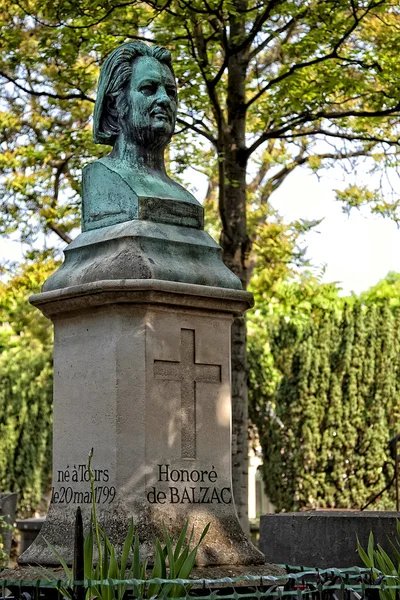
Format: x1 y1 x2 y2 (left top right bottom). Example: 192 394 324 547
30 278 254 318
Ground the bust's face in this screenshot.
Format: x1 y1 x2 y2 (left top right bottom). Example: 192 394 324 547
123 55 177 149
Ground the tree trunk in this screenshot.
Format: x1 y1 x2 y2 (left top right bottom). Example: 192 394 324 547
230 313 250 532
219 3 250 532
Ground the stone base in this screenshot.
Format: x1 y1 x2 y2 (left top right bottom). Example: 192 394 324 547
260 511 400 568
19 500 262 567
1 564 286 587
42 220 242 292
191 563 287 585
19 280 263 568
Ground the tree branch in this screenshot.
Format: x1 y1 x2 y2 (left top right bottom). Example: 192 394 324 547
14 0 137 30
248 139 277 192
247 103 400 157
232 0 285 54
52 157 73 208
176 117 217 145
277 128 400 146
261 146 376 202
0 71 94 103
183 22 226 131
48 222 73 244
248 17 296 61
245 0 386 109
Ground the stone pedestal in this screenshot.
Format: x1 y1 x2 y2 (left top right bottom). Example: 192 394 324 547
19 280 264 567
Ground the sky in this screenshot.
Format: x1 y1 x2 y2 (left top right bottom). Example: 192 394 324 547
269 166 400 295
1 164 400 296
189 162 400 296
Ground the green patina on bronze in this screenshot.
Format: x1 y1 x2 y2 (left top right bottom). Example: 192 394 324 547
43 42 241 292
83 42 202 231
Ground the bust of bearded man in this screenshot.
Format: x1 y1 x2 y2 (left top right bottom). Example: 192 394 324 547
83 42 203 232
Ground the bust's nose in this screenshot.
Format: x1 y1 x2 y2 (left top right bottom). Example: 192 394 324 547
155 86 171 106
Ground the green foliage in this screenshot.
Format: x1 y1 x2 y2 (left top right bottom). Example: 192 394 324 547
2 0 400 522
250 273 400 512
358 522 400 600
0 514 13 569
2 0 400 519
0 1 400 248
248 269 345 455
0 254 57 515
360 272 400 309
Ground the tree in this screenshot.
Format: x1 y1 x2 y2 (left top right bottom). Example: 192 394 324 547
1 0 400 527
360 271 400 308
0 254 56 515
250 275 400 512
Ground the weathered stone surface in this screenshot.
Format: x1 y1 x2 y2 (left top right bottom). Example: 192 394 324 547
31 280 252 318
20 282 263 567
1 564 286 586
42 221 241 293
260 511 400 568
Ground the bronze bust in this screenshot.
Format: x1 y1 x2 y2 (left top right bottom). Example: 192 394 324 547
83 42 202 231
42 42 241 292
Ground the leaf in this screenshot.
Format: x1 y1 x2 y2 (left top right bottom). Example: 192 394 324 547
148 538 166 598
357 537 373 569
197 522 210 545
108 544 119 580
173 520 189 561
176 546 198 579
162 521 176 579
120 518 134 576
188 525 194 547
132 534 141 579
84 522 94 579
368 531 375 564
388 538 400 573
31 566 71 599
377 545 397 575
101 529 109 581
155 537 167 578
174 546 189 574
43 536 73 581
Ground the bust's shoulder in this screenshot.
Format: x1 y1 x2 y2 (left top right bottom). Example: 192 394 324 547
82 158 139 232
83 158 139 197
83 157 123 179
84 157 139 193
169 179 200 206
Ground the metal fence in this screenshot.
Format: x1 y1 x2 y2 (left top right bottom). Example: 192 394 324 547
1 566 398 600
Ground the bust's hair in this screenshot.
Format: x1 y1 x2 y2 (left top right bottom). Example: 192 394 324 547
93 42 174 146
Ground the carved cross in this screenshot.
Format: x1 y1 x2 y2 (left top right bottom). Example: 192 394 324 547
153 328 221 459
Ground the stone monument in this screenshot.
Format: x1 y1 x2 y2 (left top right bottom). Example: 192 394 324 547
19 42 264 568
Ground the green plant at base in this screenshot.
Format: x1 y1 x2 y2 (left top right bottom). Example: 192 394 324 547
39 450 209 599
147 520 210 599
357 520 400 600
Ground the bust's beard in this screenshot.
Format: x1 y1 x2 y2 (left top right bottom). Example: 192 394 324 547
121 114 174 152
